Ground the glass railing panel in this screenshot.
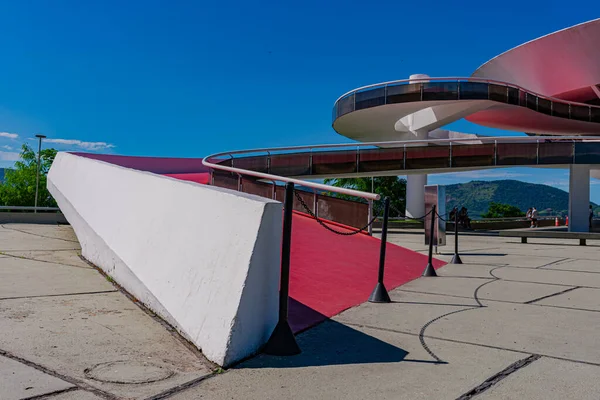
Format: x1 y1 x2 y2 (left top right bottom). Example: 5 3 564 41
460 82 489 100
293 190 317 214
507 87 519 105
422 82 458 101
355 87 385 110
231 155 268 173
552 102 570 118
317 196 369 229
526 93 537 111
538 98 552 115
538 141 574 164
574 142 600 164
337 94 355 117
405 145 450 170
212 171 239 191
312 150 357 175
488 84 507 103
592 107 600 123
358 147 404 173
571 105 590 122
451 143 495 168
518 90 527 107
496 142 537 165
241 178 274 198
386 83 422 104
269 152 311 176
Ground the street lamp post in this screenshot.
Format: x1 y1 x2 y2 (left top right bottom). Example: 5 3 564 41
34 134 47 213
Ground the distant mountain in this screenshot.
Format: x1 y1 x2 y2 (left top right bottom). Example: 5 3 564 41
446 180 597 218
0 168 6 183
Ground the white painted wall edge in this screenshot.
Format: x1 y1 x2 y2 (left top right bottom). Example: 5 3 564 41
48 152 282 366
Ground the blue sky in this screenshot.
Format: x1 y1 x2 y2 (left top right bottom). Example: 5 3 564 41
0 1 598 200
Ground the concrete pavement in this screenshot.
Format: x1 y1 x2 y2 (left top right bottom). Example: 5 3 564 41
0 224 214 399
2 224 600 399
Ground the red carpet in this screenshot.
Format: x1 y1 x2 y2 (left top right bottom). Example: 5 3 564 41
288 212 445 333
163 172 210 184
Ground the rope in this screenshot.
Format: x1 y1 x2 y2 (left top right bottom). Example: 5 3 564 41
294 191 381 236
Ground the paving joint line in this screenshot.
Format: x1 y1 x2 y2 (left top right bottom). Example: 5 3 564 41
524 286 581 304
143 372 219 400
535 257 571 269
395 287 600 313
0 224 79 243
455 354 541 399
0 290 118 302
21 386 79 400
344 322 600 367
0 348 117 399
0 251 92 270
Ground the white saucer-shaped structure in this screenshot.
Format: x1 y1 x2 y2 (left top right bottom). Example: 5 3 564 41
332 18 600 226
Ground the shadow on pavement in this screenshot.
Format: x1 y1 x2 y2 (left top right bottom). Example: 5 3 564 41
240 320 411 369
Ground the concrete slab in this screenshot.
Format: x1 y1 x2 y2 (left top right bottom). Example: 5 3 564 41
495 267 600 288
170 322 523 400
1 224 79 244
536 287 600 311
476 280 576 304
437 263 497 279
0 226 79 251
398 276 494 300
544 258 600 273
1 249 91 269
477 357 600 400
426 301 600 365
0 256 115 299
335 291 478 335
0 354 74 400
0 292 212 398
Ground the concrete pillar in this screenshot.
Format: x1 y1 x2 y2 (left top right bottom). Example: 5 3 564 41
406 174 428 218
568 164 591 232
403 74 431 219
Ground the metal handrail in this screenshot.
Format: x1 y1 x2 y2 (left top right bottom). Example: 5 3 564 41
334 76 600 110
202 136 600 203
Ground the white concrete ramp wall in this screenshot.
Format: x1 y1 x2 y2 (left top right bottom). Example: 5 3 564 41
47 152 282 367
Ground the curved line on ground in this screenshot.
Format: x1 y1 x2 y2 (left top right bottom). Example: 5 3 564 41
418 264 509 362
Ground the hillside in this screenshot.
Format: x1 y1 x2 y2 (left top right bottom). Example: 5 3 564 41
446 180 598 218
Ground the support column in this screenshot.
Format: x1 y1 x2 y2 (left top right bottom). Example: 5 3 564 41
568 164 591 232
406 174 428 218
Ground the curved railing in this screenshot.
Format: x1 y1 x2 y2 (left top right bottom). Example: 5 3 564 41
332 77 600 125
202 136 600 203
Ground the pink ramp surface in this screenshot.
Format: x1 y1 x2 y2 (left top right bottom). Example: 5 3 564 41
288 212 446 333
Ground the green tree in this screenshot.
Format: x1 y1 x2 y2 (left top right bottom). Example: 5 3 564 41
323 177 407 217
0 144 58 207
481 202 525 219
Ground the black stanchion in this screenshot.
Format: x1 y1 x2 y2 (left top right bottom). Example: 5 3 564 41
369 197 391 303
263 182 301 356
451 207 463 264
422 204 438 277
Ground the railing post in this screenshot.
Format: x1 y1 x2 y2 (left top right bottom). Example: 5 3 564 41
263 182 301 356
422 205 438 277
368 199 373 236
369 197 391 303
451 208 462 264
